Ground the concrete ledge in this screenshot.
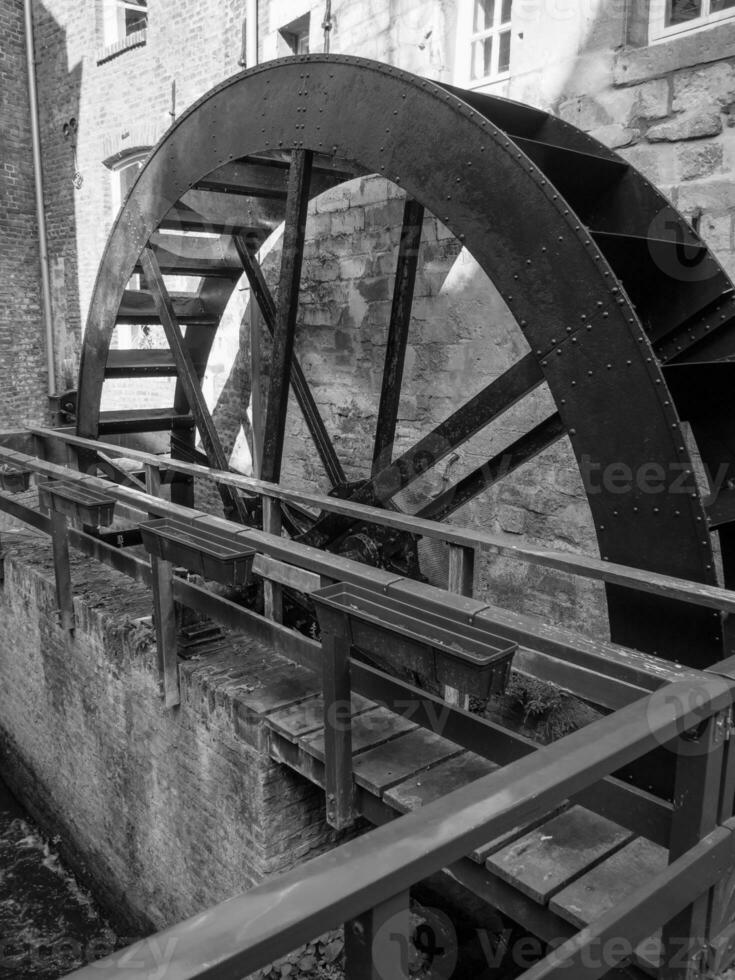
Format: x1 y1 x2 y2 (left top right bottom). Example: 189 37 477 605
614 23 735 86
0 533 335 933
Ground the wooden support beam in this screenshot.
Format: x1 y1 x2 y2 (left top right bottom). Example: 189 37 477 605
262 496 283 623
661 710 729 980
445 544 475 708
151 554 180 708
323 630 355 830
50 509 75 632
372 199 424 475
139 245 248 523
260 149 313 485
345 890 411 980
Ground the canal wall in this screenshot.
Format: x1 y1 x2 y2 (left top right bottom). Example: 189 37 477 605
0 532 336 935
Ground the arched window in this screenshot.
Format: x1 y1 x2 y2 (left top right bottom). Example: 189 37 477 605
110 150 148 216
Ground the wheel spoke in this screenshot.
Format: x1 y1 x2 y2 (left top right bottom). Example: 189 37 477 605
139 245 250 523
372 198 424 475
260 149 313 485
233 233 347 487
415 413 566 522
302 353 544 547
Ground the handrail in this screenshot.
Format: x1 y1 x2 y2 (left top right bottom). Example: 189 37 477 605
64 672 735 979
25 425 735 618
0 442 710 701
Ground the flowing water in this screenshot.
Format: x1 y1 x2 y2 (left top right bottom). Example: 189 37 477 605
0 777 121 979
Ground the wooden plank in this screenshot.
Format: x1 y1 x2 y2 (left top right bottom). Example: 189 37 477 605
267 691 375 741
305 705 417 759
139 245 250 524
252 554 321 593
512 825 734 980
351 728 464 796
233 664 322 716
97 408 194 434
234 235 346 489
117 289 217 325
472 802 570 865
372 198 424 474
549 837 668 929
105 349 206 378
159 189 283 235
486 805 634 904
259 150 315 484
384 751 497 814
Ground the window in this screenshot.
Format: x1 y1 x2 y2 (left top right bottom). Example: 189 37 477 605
111 152 146 215
469 0 513 84
279 13 310 55
650 0 735 41
101 0 147 48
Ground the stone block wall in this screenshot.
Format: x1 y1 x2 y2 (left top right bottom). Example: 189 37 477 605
0 533 335 933
0 0 48 425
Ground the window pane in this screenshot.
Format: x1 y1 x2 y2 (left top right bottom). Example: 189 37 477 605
501 0 513 24
474 0 495 32
124 0 147 35
498 29 511 73
471 36 493 79
666 0 703 25
711 0 735 12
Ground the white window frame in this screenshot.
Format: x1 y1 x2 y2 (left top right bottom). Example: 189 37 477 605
101 0 148 48
459 0 514 88
649 0 735 43
110 151 147 216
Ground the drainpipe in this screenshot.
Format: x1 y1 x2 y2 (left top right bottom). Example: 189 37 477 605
24 0 56 398
246 0 258 67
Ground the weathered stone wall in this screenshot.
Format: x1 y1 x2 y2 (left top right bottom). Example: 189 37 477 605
0 533 335 933
0 0 49 425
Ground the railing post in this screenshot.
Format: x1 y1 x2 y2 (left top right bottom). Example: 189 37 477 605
345 890 411 980
445 543 475 708
661 708 729 980
323 626 354 830
145 461 180 708
50 508 75 632
262 496 283 623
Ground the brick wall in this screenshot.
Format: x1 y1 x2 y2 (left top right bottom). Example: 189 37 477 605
0 533 335 933
0 0 49 425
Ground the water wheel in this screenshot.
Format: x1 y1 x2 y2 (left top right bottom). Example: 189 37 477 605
77 54 735 669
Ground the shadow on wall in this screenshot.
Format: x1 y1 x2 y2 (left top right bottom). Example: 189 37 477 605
34 0 83 393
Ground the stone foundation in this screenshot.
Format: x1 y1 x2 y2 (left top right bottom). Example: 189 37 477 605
0 532 336 935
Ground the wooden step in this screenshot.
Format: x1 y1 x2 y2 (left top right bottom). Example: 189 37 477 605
105 349 205 378
98 408 194 435
159 189 284 236
136 235 242 278
117 289 218 326
194 160 351 200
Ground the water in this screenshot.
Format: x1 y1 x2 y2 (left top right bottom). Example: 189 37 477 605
0 777 121 979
